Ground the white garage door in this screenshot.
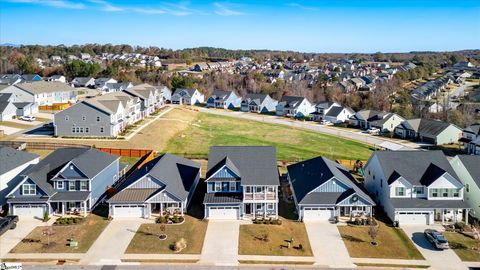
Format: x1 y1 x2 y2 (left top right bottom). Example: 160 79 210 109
303 207 334 221
13 205 45 218
208 206 239 220
113 205 145 218
398 212 430 225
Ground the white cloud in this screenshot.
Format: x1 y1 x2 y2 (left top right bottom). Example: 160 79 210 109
7 0 85 9
214 2 245 16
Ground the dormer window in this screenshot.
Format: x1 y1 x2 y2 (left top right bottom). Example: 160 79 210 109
22 184 36 195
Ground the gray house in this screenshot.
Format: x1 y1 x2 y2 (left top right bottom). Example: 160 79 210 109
460 124 480 155
71 77 96 88
240 93 278 113
171 88 204 105
6 148 119 218
287 156 375 221
204 146 279 220
395 118 462 145
206 90 242 109
108 154 201 218
450 155 480 219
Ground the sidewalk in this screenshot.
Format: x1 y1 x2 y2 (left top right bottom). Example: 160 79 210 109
352 257 429 266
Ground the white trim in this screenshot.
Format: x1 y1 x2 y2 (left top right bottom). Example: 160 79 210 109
22 184 36 196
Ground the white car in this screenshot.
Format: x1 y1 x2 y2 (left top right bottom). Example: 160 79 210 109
320 120 334 126
366 127 380 134
20 116 36 122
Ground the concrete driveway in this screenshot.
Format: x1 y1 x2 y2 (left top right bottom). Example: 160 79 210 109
80 218 148 265
402 225 466 270
0 218 43 258
304 221 355 268
200 220 240 266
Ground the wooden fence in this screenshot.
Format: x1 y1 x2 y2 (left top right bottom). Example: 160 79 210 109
39 103 71 111
96 148 152 157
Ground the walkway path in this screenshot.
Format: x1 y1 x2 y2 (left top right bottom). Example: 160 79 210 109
304 221 355 268
196 107 420 150
199 220 240 266
80 218 150 265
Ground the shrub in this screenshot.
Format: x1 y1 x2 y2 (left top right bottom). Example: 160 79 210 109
43 211 49 222
277 219 282 225
174 216 181 224
157 216 167 224
454 222 466 231
354 218 362 226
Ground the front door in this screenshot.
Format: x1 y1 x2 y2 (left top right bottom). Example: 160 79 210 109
245 203 252 214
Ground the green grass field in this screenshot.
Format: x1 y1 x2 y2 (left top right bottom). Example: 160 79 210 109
163 110 373 161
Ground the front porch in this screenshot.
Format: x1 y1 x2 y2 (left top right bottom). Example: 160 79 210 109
242 202 278 220
336 205 373 223
433 208 470 225
51 200 89 217
149 202 185 217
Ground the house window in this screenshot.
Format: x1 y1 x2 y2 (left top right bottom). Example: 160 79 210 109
85 127 89 133
256 204 263 210
453 189 460 197
65 115 69 121
22 184 36 195
113 175 117 182
466 184 470 192
245 186 251 193
215 182 222 192
100 127 104 133
414 186 424 195
72 127 76 133
229 181 236 192
431 188 438 197
68 181 76 191
56 181 64 189
82 116 86 121
80 181 88 191
96 116 100 122
267 186 275 193
442 188 449 197
255 186 263 193
267 203 274 210
79 127 84 133
395 187 405 196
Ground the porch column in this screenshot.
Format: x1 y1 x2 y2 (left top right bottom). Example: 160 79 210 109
180 202 184 216
62 202 65 216
276 203 278 219
465 209 469 225
263 203 266 218
253 203 256 218
160 203 163 215
83 201 87 217
442 209 445 225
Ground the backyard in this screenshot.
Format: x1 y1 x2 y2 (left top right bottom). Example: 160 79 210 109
11 206 110 253
238 219 313 256
125 216 208 254
444 231 480 262
338 218 424 260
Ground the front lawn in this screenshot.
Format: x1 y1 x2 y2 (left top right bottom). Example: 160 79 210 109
125 216 208 254
338 220 424 259
11 207 110 253
444 231 480 262
239 219 313 256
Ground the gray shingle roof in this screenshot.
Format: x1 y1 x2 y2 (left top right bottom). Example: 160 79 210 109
50 191 90 202
278 96 306 109
370 150 460 186
108 188 157 203
241 93 269 105
203 193 243 204
207 146 279 186
15 81 74 94
0 147 39 175
325 106 344 117
209 90 233 100
457 155 480 187
287 156 374 205
390 198 469 209
398 118 455 137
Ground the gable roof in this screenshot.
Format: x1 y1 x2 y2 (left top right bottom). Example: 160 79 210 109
464 124 480 136
207 146 278 186
354 109 387 121
325 106 344 117
209 90 233 100
174 88 198 97
242 93 270 105
278 96 306 109
0 147 39 175
287 156 374 205
15 81 74 94
457 155 480 187
398 118 457 137
370 150 460 186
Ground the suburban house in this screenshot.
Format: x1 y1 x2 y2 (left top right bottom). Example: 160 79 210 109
108 154 201 218
0 74 23 85
101 82 133 94
450 155 480 219
206 90 242 109
6 147 119 218
46 75 66 83
311 102 355 123
123 84 163 117
364 151 469 225
349 110 403 131
287 156 375 221
71 77 96 88
240 93 278 113
171 88 204 105
95 77 118 88
395 118 462 145
0 147 39 206
0 81 76 106
0 93 18 121
460 124 480 155
203 146 279 220
21 74 42 82
54 92 142 137
159 85 172 102
275 96 315 118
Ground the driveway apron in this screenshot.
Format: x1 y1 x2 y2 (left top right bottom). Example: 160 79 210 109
199 220 240 266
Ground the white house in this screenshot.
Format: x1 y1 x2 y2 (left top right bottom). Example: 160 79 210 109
171 88 204 105
275 96 315 118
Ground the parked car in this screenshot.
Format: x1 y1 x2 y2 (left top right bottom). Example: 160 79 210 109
20 116 36 122
424 229 449 249
0 216 19 236
366 127 380 134
320 120 334 126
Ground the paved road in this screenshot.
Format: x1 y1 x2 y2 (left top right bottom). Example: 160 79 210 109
402 225 466 270
20 266 330 270
195 107 420 150
80 218 148 265
200 220 240 266
0 218 43 258
305 221 355 268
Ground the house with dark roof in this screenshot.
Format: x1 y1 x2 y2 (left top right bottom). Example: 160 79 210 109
395 118 462 145
0 147 40 206
349 110 404 132
240 93 278 113
21 74 42 82
108 154 201 218
450 155 480 219
6 148 119 218
311 101 355 123
171 88 204 105
206 90 241 109
460 124 480 155
71 77 95 88
287 156 375 221
364 151 469 225
204 146 279 220
310 101 339 121
275 96 315 118
0 74 23 85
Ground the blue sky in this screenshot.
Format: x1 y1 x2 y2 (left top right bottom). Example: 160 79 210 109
1 0 479 53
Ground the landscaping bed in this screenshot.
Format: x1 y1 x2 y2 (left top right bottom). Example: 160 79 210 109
125 216 207 254
239 219 313 256
11 209 109 253
338 219 424 259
